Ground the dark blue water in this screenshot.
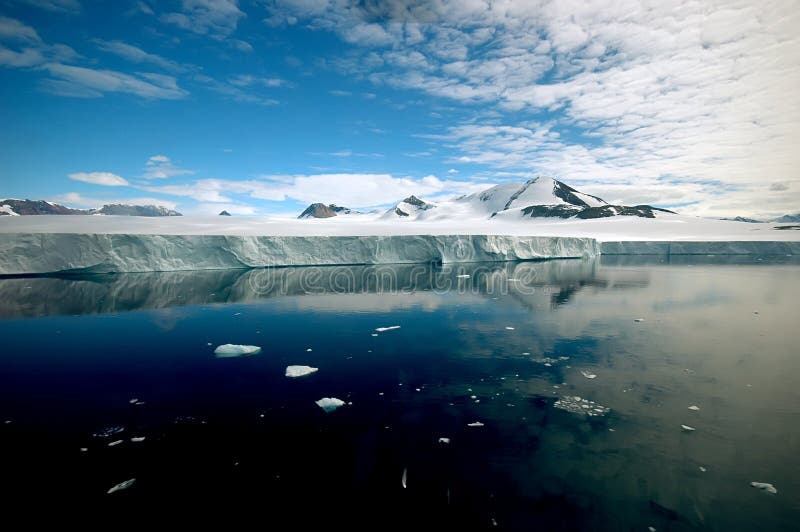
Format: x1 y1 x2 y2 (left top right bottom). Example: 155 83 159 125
0 257 798 529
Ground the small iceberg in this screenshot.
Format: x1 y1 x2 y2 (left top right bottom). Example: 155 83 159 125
581 371 597 379
505 326 515 330
401 467 407 488
375 326 401 332
554 396 610 417
681 424 696 432
688 405 700 411
750 481 777 494
131 436 146 443
286 365 318 378
467 421 484 427
456 274 470 278
214 344 261 357
107 478 136 494
316 397 345 413
634 318 645 322
438 437 450 444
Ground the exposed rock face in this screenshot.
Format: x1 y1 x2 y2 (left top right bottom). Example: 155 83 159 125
298 203 354 219
219 210 231 216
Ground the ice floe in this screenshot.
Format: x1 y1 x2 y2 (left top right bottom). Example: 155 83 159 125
438 437 450 444
285 365 318 378
505 326 515 330
581 370 597 379
456 274 470 278
688 405 700 411
131 436 146 443
316 397 345 413
553 396 610 417
750 482 777 494
467 421 484 427
634 318 645 322
107 478 136 494
375 326 400 332
214 344 261 357
681 425 696 432
401 468 407 488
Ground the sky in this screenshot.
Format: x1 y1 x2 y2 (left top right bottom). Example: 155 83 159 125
0 0 798 219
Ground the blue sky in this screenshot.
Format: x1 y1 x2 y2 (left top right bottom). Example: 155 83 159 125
1 0 798 218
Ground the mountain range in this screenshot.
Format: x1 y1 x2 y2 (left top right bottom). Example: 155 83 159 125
0 199 181 217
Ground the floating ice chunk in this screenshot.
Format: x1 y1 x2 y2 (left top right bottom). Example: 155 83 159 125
750 482 777 494
634 318 645 322
107 478 136 494
467 421 484 427
285 365 319 378
456 274 470 278
401 467 407 488
306 348 312 352
581 371 597 379
681 425 696 432
505 327 515 330
375 326 400 332
648 527 656 532
438 437 450 444
93 426 124 439
80 447 88 452
699 466 706 472
688 405 700 411
108 440 123 447
316 397 345 413
131 436 145 443
470 395 477 399
507 278 519 281
214 344 261 357
129 398 138 404
554 396 610 417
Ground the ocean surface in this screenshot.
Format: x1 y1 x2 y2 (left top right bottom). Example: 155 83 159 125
0 256 798 529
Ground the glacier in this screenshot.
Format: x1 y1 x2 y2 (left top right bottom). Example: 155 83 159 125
0 233 599 275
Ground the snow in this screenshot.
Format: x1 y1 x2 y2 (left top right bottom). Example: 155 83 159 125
375 325 401 332
285 365 318 378
750 482 777 494
316 397 345 412
214 344 261 357
0 205 19 216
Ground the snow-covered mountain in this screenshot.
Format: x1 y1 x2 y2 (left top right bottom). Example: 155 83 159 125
0 199 181 216
369 177 672 222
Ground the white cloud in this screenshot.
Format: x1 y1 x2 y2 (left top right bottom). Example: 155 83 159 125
15 0 81 13
0 16 41 43
161 0 245 39
195 73 280 105
93 39 186 72
273 0 800 217
142 155 194 179
68 172 129 186
40 63 188 99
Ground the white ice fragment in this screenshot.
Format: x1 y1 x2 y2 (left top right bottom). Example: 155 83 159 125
372 333 378 337
505 326 515 330
316 397 345 413
439 438 450 444
456 274 470 278
401 468 407 488
581 371 597 379
699 466 706 472
375 325 400 332
467 422 484 427
80 447 88 452
206 342 212 346
634 318 645 322
470 395 477 399
129 398 138 404
750 482 777 494
648 527 656 532
214 344 261 357
108 440 123 447
107 478 136 494
306 348 312 352
285 365 318 378
681 425 696 432
131 437 145 443
688 405 700 411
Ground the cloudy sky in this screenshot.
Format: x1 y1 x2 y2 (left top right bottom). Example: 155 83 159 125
1 0 798 218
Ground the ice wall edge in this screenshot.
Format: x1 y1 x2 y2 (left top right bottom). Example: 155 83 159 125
0 233 600 275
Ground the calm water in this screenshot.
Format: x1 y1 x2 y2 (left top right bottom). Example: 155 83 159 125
0 257 798 529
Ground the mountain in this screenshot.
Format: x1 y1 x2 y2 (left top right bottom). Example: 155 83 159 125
775 213 800 223
0 199 182 216
298 203 356 219
377 177 672 222
0 199 84 215
720 216 764 223
93 204 182 216
219 210 231 216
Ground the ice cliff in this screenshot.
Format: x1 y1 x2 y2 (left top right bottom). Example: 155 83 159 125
0 233 599 275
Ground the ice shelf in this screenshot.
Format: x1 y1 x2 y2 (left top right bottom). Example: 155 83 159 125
0 233 600 275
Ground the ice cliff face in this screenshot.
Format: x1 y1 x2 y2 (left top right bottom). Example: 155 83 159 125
0 233 599 275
